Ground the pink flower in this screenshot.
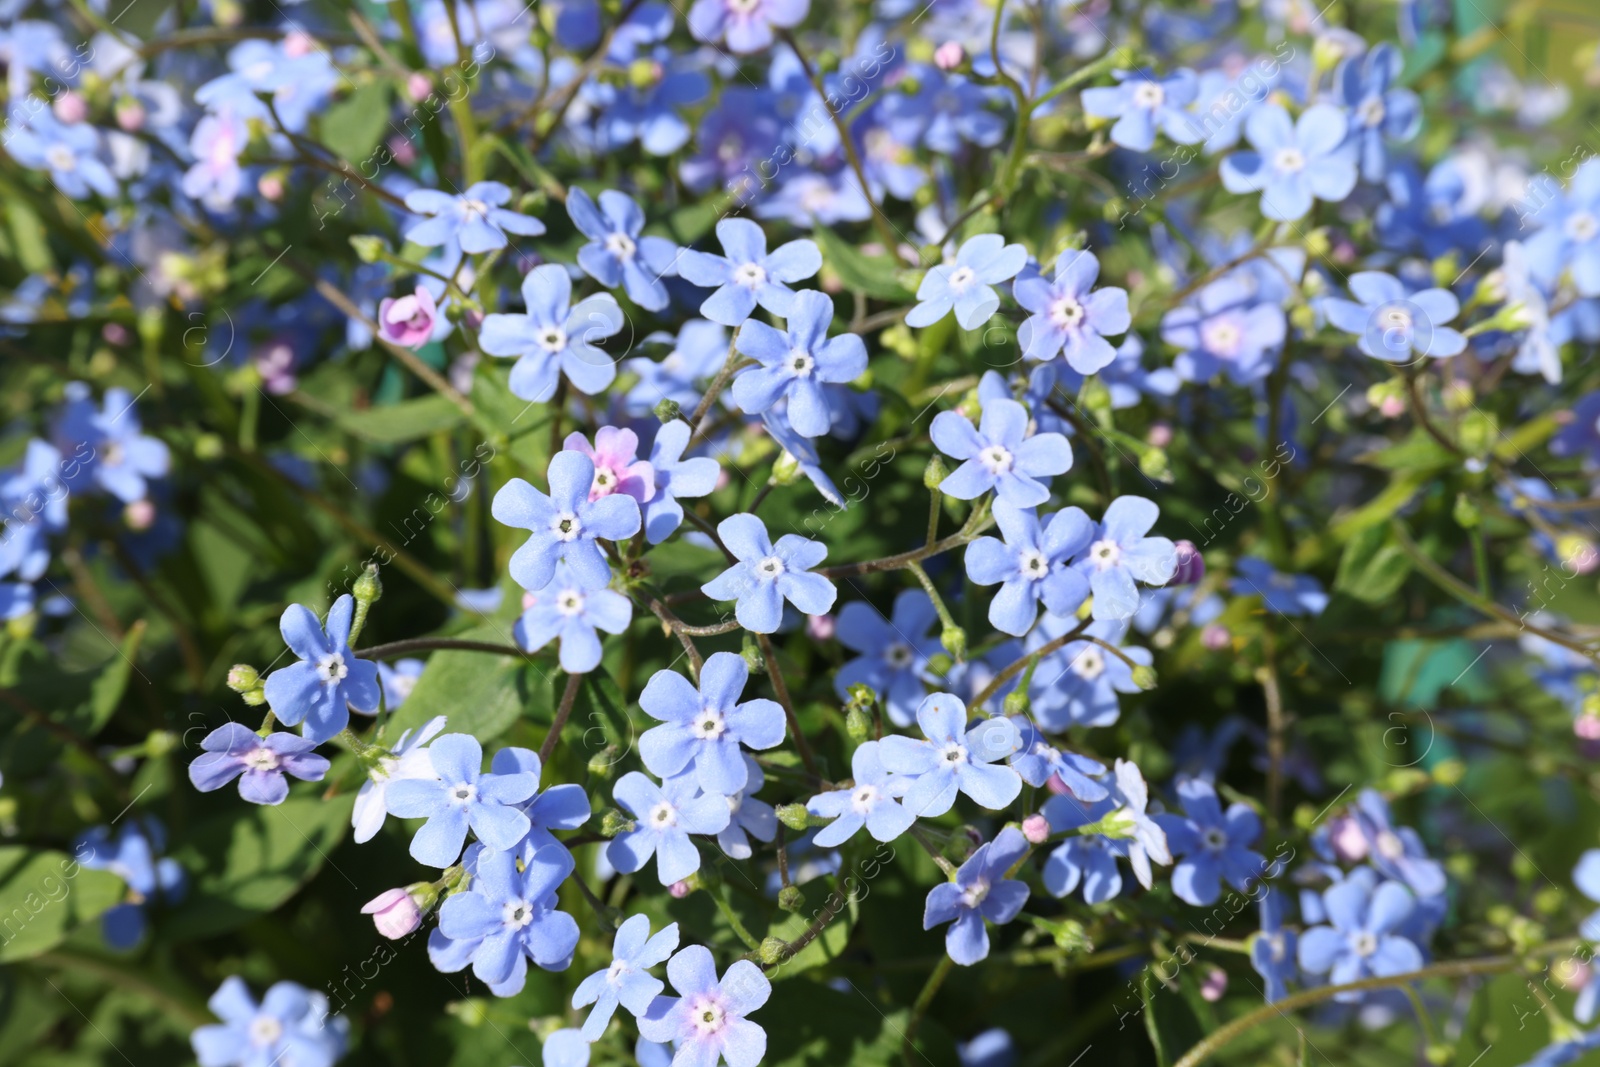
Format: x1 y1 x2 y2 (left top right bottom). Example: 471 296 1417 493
933 42 966 71
124 499 156 531
255 339 297 395
362 887 422 939
806 613 835 640
563 426 656 503
1325 815 1369 863
1200 966 1228 1002
1200 624 1231 650
378 286 439 349
53 91 88 124
1170 540 1204 586
1021 813 1050 844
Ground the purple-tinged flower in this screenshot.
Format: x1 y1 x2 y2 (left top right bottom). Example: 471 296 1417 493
923 827 1031 966
965 502 1094 635
190 977 348 1067
5 112 118 199
1324 270 1467 362
638 945 771 1067
180 108 248 211
377 658 425 710
404 181 546 254
362 886 424 939
260 595 381 743
514 561 633 673
1027 616 1151 729
1005 719 1108 801
188 724 330 806
437 844 579 994
564 426 656 504
1169 541 1205 586
644 420 720 544
879 693 1022 818
1162 276 1286 385
568 188 681 312
718 755 778 859
1329 789 1447 899
1332 43 1421 184
492 450 643 593
806 740 916 846
595 37 709 155
1231 557 1328 617
608 771 732 885
639 651 786 795
1377 158 1491 261
1221 104 1356 221
1249 888 1299 1003
731 289 867 437
687 0 808 54
1081 67 1203 151
906 235 1028 331
352 715 445 843
55 382 171 504
1153 778 1268 906
1014 249 1132 372
700 513 836 633
932 398 1072 508
383 733 539 867
1297 870 1423 999
479 264 626 402
678 218 821 326
832 590 942 727
1072 496 1177 621
488 746 593 856
573 914 680 1040
377 286 439 349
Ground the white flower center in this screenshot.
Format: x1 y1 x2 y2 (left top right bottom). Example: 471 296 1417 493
101 441 126 467
46 144 78 172
606 958 635 985
1568 211 1599 242
851 785 880 814
502 898 535 929
695 707 727 739
460 197 490 218
727 0 761 13
1380 305 1414 333
1019 549 1049 578
537 327 568 353
649 800 678 828
1070 646 1106 681
316 651 348 684
733 262 767 288
884 642 914 669
939 741 969 766
1088 538 1122 570
786 349 815 377
979 445 1014 474
450 783 477 806
1201 317 1243 356
389 674 418 701
947 265 977 291
1273 147 1306 173
248 1015 284 1047
756 555 786 581
1050 295 1085 329
604 232 637 260
1375 829 1405 860
1356 95 1386 127
960 877 991 908
1132 81 1166 109
1201 826 1229 851
551 512 582 542
243 747 280 772
556 589 586 616
1350 930 1378 957
691 996 726 1035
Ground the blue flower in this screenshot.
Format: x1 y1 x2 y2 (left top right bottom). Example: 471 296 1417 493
1162 275 1287 384
833 589 942 727
1576 849 1600 942
190 977 348 1067
1297 871 1423 999
1324 271 1467 361
1525 158 1600 297
608 771 732 885
403 181 546 255
1041 793 1128 903
1153 778 1268 906
572 914 680 1040
377 658 425 710
1081 68 1203 151
0 439 68 581
595 43 709 156
5 112 117 199
543 1030 591 1067
492 449 643 593
932 398 1072 508
1250 888 1299 1003
718 755 778 859
515 561 633 673
958 1029 1016 1067
1014 249 1132 372
678 218 821 326
882 66 1006 153
487 746 593 856
924 827 1031 966
700 513 836 633
188 724 330 806
1231 557 1328 617
806 740 916 846
644 419 720 543
731 289 867 437
567 188 681 312
1511 1029 1600 1067
1005 719 1108 800
261 595 382 742
180 109 248 211
1551 392 1600 463
436 844 580 994
74 818 186 950
965 502 1094 636
638 945 771 1067
1377 158 1491 260
762 413 845 505
55 383 171 503
1072 496 1177 621
479 264 626 401
1026 617 1151 729
1335 789 1447 899
878 693 1022 818
352 716 447 844
1221 104 1357 221
383 733 540 867
1500 240 1561 384
906 235 1029 330
624 320 729 415
1333 44 1422 184
639 652 786 795
687 0 808 53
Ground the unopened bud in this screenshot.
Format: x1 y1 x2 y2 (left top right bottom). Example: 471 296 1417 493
1169 540 1204 586
600 809 636 837
777 804 814 831
844 703 871 742
758 937 787 964
933 41 966 71
940 626 967 662
653 398 682 424
350 235 387 263
778 885 805 912
586 749 617 779
227 664 261 692
1002 689 1030 717
924 455 948 491
771 448 802 485
669 879 692 898
740 634 764 673
353 564 383 605
1130 664 1158 690
1021 813 1050 844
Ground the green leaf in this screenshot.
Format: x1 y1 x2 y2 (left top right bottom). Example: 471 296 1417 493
1329 472 1429 540
334 393 467 445
763 978 936 1067
166 794 355 940
320 81 393 165
87 621 146 734
0 848 124 962
1334 524 1413 603
383 624 552 743
1356 429 1456 475
1141 969 1205 1067
813 226 914 301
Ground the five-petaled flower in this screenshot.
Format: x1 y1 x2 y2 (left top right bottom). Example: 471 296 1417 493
638 944 772 1067
479 264 626 402
190 977 348 1067
731 289 867 437
1071 496 1177 621
924 826 1031 966
832 590 943 727
644 420 721 544
906 234 1028 331
965 502 1094 636
261 595 381 743
700 513 836 633
1323 270 1467 362
568 188 682 311
404 181 546 254
805 740 917 846
514 561 633 674
572 914 680 1040
932 398 1073 508
878 693 1022 818
1220 104 1357 222
1081 67 1204 151
1015 249 1133 372
1296 870 1423 1000
436 844 580 995
492 449 643 594
383 733 539 867
1153 778 1269 906
608 771 732 885
678 217 821 326
639 652 787 796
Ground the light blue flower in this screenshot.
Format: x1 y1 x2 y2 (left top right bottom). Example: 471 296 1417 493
1526 158 1600 297
678 217 821 326
1014 249 1132 372
383 733 539 867
513 561 631 673
479 264 625 401
1071 496 1177 621
878 693 1022 818
923 827 1030 966
404 181 546 254
190 977 348 1067
607 771 732 885
833 590 942 727
1081 67 1203 151
906 235 1028 330
624 320 728 415
1250 888 1299 1003
1162 275 1287 384
637 946 771 1067
701 513 835 633
1221 104 1357 221
1324 270 1468 361
1296 870 1423 1000
56 383 171 504
1041 793 1126 902
436 844 579 994
719 754 778 859
965 501 1094 636
1025 616 1150 729
487 746 593 857
731 289 867 437
1333 43 1421 183
687 0 808 53
180 109 248 211
932 398 1072 508
1005 719 1108 800
762 413 845 505
74 818 185 950
806 740 916 846
5 112 117 199
1231 557 1328 617
261 595 382 742
492 449 643 593
352 716 447 844
643 419 720 543
572 914 679 1041
0 439 68 581
568 188 681 312
639 652 786 796
1153 778 1267 906
542 1030 591 1067
882 66 1006 152
188 724 331 806
377 658 425 710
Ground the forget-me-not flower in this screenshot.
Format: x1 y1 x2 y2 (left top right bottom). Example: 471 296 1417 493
718 754 778 860
1041 794 1128 903
352 715 446 844
806 740 916 847
608 771 732 885
1297 870 1423 999
923 826 1031 966
1153 778 1268 906
1014 249 1132 372
564 426 656 504
1072 496 1177 621
75 818 186 950
479 264 626 401
700 513 836 633
5 112 118 199
568 187 681 312
1027 616 1152 730
1525 158 1600 296
1323 270 1468 362
488 746 593 857
1231 557 1328 617
638 944 772 1067
190 977 348 1067
56 383 172 504
261 595 381 742
1250 888 1300 1003
514 561 633 673
1333 43 1421 184
687 0 808 54
383 733 539 867
403 181 546 254
377 658 425 710
965 502 1094 635
1080 67 1203 151
832 589 942 727
1005 719 1109 801
932 398 1072 508
878 693 1022 819
189 724 331 806
643 420 720 544
492 449 643 593
436 844 579 994
639 651 786 796
731 289 867 437
1220 104 1357 221
572 914 680 1040
678 217 821 326
906 235 1028 331
1162 276 1287 384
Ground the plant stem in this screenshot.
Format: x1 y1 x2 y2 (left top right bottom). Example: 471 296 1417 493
969 619 1091 708
712 883 762 951
902 955 956 1067
540 672 583 763
357 637 526 659
756 633 818 777
906 561 961 655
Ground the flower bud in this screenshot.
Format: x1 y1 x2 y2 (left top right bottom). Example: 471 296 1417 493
740 634 764 673
362 887 424 939
933 42 966 71
940 625 967 662
377 287 439 349
669 879 692 898
776 803 814 831
923 455 948 491
1021 813 1050 844
1452 493 1481 530
1199 966 1228 1002
844 702 871 742
807 613 835 640
353 564 383 606
771 448 802 486
758 937 788 965
778 885 805 912
1169 540 1204 586
350 235 387 264
227 664 261 692
600 809 636 837
115 97 146 131
653 398 682 424
1002 689 1030 717
407 72 434 103
586 748 617 780
53 91 88 124
1130 664 1158 691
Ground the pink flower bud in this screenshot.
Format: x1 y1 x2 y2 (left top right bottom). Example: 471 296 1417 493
1558 960 1593 991
1022 813 1050 844
1170 540 1204 586
1147 421 1174 448
933 42 966 71
1379 395 1406 418
1045 773 1070 796
283 30 316 57
669 879 691 899
1576 714 1600 741
378 286 439 349
1200 966 1228 1002
257 173 285 202
362 887 422 939
807 613 836 640
1325 815 1369 863
53 91 88 125
124 499 156 532
389 136 418 167
522 590 538 610
1201 624 1231 650
255 340 297 395
407 73 434 103
102 322 131 346
115 99 146 132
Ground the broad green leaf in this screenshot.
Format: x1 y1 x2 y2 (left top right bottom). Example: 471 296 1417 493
383 623 553 743
1329 472 1429 540
763 978 936 1067
335 393 467 445
0 848 124 962
1334 524 1413 603
320 81 394 165
87 621 146 734
1356 429 1456 475
813 225 914 301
